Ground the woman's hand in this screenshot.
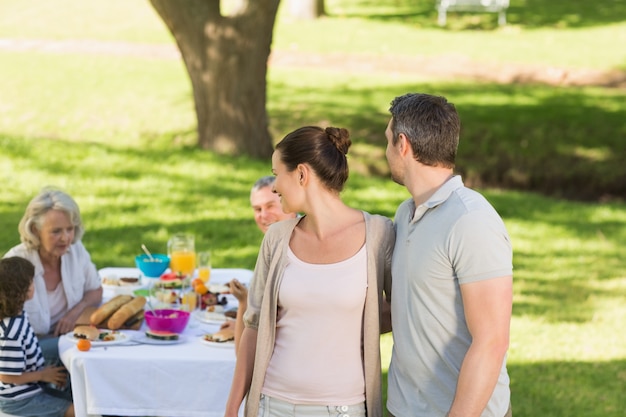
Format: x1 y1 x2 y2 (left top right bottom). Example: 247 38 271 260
53 308 83 336
228 279 248 305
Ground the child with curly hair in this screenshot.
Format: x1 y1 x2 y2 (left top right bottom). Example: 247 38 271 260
0 257 74 417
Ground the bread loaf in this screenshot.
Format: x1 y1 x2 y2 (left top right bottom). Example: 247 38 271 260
90 295 133 325
107 296 146 330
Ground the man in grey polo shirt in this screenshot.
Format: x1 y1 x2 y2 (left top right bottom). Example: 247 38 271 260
384 93 513 417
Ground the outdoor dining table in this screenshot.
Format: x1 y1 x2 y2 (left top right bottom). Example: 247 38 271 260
59 267 253 417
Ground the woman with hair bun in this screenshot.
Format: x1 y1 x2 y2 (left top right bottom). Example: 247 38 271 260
224 126 395 417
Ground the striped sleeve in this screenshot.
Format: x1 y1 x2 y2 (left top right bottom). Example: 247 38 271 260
0 313 44 399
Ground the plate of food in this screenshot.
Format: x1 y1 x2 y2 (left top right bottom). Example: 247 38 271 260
192 306 228 324
134 330 186 345
200 328 235 348
67 326 130 347
100 268 144 296
152 273 190 290
208 283 231 294
102 276 142 288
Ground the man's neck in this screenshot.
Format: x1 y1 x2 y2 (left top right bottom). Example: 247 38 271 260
407 167 454 207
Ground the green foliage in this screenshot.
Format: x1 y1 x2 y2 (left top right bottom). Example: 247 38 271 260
2 135 625 417
0 1 625 416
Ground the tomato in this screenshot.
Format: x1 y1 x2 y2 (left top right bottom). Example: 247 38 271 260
160 272 178 281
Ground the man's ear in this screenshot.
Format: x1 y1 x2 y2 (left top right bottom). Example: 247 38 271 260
398 133 411 157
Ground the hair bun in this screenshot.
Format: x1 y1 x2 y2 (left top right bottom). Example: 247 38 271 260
325 127 351 155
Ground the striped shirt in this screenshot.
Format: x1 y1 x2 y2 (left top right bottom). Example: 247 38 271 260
0 311 44 400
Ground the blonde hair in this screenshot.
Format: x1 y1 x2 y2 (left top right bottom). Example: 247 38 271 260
18 188 84 250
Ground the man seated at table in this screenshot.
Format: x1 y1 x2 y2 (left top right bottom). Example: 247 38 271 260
225 176 297 349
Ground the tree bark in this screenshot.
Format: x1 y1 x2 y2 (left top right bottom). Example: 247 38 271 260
149 0 279 158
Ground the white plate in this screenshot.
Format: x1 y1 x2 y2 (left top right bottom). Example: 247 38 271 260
99 267 144 294
199 336 235 348
208 284 231 293
65 331 130 347
133 333 186 345
192 309 228 324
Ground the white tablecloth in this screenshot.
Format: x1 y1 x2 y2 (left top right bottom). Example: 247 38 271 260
60 268 252 417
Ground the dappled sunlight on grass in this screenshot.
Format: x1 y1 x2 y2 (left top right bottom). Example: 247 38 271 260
1 3 625 416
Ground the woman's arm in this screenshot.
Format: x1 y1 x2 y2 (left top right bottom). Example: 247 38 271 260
228 279 249 352
224 327 258 417
53 286 103 336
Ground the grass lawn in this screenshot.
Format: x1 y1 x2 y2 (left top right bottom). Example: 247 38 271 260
0 1 625 416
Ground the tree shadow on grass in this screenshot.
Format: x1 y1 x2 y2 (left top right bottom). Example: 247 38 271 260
0 133 270 269
269 79 626 202
507 359 626 416
327 0 626 29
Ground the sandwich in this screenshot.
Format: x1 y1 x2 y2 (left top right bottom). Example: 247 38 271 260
73 325 100 341
145 329 179 341
204 326 235 343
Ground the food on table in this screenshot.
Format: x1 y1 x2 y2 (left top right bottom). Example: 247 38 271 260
155 290 178 304
204 326 234 342
73 325 100 341
160 272 180 281
119 277 140 286
73 326 121 342
206 305 225 313
107 296 147 330
194 282 209 295
199 292 228 310
154 272 189 289
123 310 145 327
76 339 92 351
102 276 119 286
90 295 134 325
102 276 140 286
209 284 231 293
145 329 179 341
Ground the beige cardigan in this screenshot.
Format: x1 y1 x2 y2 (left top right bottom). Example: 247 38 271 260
243 212 395 417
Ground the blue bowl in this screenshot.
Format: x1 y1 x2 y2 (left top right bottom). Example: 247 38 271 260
135 254 170 278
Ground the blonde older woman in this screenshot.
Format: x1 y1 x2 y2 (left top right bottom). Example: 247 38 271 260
3 188 102 361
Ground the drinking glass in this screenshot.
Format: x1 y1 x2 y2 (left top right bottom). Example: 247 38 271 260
180 291 198 312
197 251 212 284
167 234 196 278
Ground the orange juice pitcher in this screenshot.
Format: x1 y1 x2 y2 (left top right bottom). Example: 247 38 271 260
167 234 196 277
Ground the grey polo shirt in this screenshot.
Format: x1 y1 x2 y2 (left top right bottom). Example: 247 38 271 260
387 176 512 417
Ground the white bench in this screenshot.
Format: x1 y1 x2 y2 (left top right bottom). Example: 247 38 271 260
436 0 510 26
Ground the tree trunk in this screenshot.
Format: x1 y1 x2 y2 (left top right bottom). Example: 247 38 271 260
149 0 279 158
288 0 325 19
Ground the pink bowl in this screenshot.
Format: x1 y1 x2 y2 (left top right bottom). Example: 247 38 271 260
144 309 190 334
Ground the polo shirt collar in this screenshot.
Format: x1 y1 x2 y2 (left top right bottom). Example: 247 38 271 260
411 175 463 222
